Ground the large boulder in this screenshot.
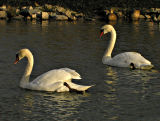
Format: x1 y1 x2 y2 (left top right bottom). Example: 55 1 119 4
42 12 49 20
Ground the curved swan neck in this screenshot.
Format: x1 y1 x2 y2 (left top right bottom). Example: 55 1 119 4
20 50 34 88
104 28 116 57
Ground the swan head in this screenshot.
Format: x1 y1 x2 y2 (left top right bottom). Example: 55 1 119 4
14 49 31 64
100 24 114 38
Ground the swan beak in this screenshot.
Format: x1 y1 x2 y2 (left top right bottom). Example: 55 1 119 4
14 54 19 64
14 59 19 64
100 31 103 38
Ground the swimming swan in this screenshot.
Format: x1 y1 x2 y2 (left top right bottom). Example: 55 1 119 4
100 24 153 69
14 48 92 92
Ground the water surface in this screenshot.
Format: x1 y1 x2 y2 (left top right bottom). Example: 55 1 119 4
0 20 160 121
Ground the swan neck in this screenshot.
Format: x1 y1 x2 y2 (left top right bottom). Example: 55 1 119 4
20 52 34 88
104 29 116 57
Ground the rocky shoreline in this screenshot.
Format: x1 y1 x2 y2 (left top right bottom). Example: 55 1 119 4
0 4 160 23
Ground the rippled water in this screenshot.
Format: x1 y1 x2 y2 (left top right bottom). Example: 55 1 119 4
0 19 160 121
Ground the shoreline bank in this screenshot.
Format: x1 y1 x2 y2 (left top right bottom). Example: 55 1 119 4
0 4 160 23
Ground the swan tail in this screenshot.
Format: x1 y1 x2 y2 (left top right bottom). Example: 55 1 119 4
64 82 93 92
61 68 81 79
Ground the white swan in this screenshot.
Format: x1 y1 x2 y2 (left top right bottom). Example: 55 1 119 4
100 24 153 69
14 48 93 92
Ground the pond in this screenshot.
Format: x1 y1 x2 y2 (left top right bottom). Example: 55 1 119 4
0 19 160 121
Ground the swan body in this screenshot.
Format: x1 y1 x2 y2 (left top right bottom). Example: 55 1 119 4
100 25 153 69
14 49 92 92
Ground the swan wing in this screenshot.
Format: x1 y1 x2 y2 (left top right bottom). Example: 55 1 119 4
61 68 81 79
105 52 152 68
30 69 73 87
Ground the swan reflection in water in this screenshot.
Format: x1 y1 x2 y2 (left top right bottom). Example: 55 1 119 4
20 91 89 120
103 66 159 120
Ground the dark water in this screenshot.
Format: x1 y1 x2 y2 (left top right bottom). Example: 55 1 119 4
0 19 160 121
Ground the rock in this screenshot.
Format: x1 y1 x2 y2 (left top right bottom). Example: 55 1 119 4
0 11 7 19
56 6 66 13
31 13 37 19
29 6 33 10
49 12 57 18
7 6 16 18
74 12 84 18
150 8 160 13
22 6 27 9
145 15 151 19
55 15 68 20
0 5 7 11
34 2 40 7
157 15 160 21
117 11 123 18
28 7 42 15
65 10 77 20
55 6 77 20
45 4 53 11
13 15 24 20
131 10 140 20
139 15 145 19
16 8 20 15
42 12 49 20
27 16 31 20
20 8 30 17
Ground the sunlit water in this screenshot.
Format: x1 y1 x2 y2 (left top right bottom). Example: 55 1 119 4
0 19 160 121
